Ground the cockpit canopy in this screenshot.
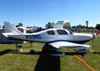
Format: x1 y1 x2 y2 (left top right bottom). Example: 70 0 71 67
47 29 73 35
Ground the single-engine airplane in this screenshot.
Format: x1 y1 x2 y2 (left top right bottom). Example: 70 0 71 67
2 22 94 53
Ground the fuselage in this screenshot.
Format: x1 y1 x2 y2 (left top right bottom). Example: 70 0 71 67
8 28 93 44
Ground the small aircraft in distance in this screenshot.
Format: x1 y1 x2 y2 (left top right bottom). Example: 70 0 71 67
2 22 95 53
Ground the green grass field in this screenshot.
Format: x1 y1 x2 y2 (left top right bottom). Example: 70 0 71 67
0 37 100 71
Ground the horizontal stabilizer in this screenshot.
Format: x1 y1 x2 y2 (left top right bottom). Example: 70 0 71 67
2 33 12 37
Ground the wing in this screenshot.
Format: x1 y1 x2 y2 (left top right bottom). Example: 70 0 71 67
49 41 91 50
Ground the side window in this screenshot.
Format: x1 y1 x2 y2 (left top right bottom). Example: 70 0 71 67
47 30 55 35
57 30 68 35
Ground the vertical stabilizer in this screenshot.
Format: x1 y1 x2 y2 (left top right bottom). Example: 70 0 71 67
4 22 22 35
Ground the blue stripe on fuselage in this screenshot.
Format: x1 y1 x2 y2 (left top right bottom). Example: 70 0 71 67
8 35 90 44
25 34 41 39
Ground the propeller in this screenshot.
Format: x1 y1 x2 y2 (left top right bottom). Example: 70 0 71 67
89 30 100 53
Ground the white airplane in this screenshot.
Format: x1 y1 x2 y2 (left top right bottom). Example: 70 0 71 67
2 22 94 53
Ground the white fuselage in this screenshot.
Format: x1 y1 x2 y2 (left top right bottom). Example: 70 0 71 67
8 28 93 44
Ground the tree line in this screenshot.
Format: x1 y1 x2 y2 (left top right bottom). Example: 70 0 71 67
45 22 100 30
1 22 100 30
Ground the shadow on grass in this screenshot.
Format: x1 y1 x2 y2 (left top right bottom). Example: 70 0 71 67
0 49 16 55
93 52 100 55
0 48 100 56
34 44 60 71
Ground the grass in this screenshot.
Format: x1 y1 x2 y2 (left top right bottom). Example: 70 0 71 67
0 37 100 71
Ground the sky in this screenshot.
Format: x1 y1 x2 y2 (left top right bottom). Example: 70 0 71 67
0 0 100 27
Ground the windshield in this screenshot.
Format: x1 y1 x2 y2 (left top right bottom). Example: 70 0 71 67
57 29 68 35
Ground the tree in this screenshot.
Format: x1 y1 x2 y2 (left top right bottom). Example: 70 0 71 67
88 26 94 29
77 24 83 29
95 24 100 30
18 23 23 26
45 22 54 28
63 22 71 29
72 24 86 29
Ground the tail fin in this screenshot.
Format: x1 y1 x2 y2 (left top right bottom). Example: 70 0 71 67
4 22 22 35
